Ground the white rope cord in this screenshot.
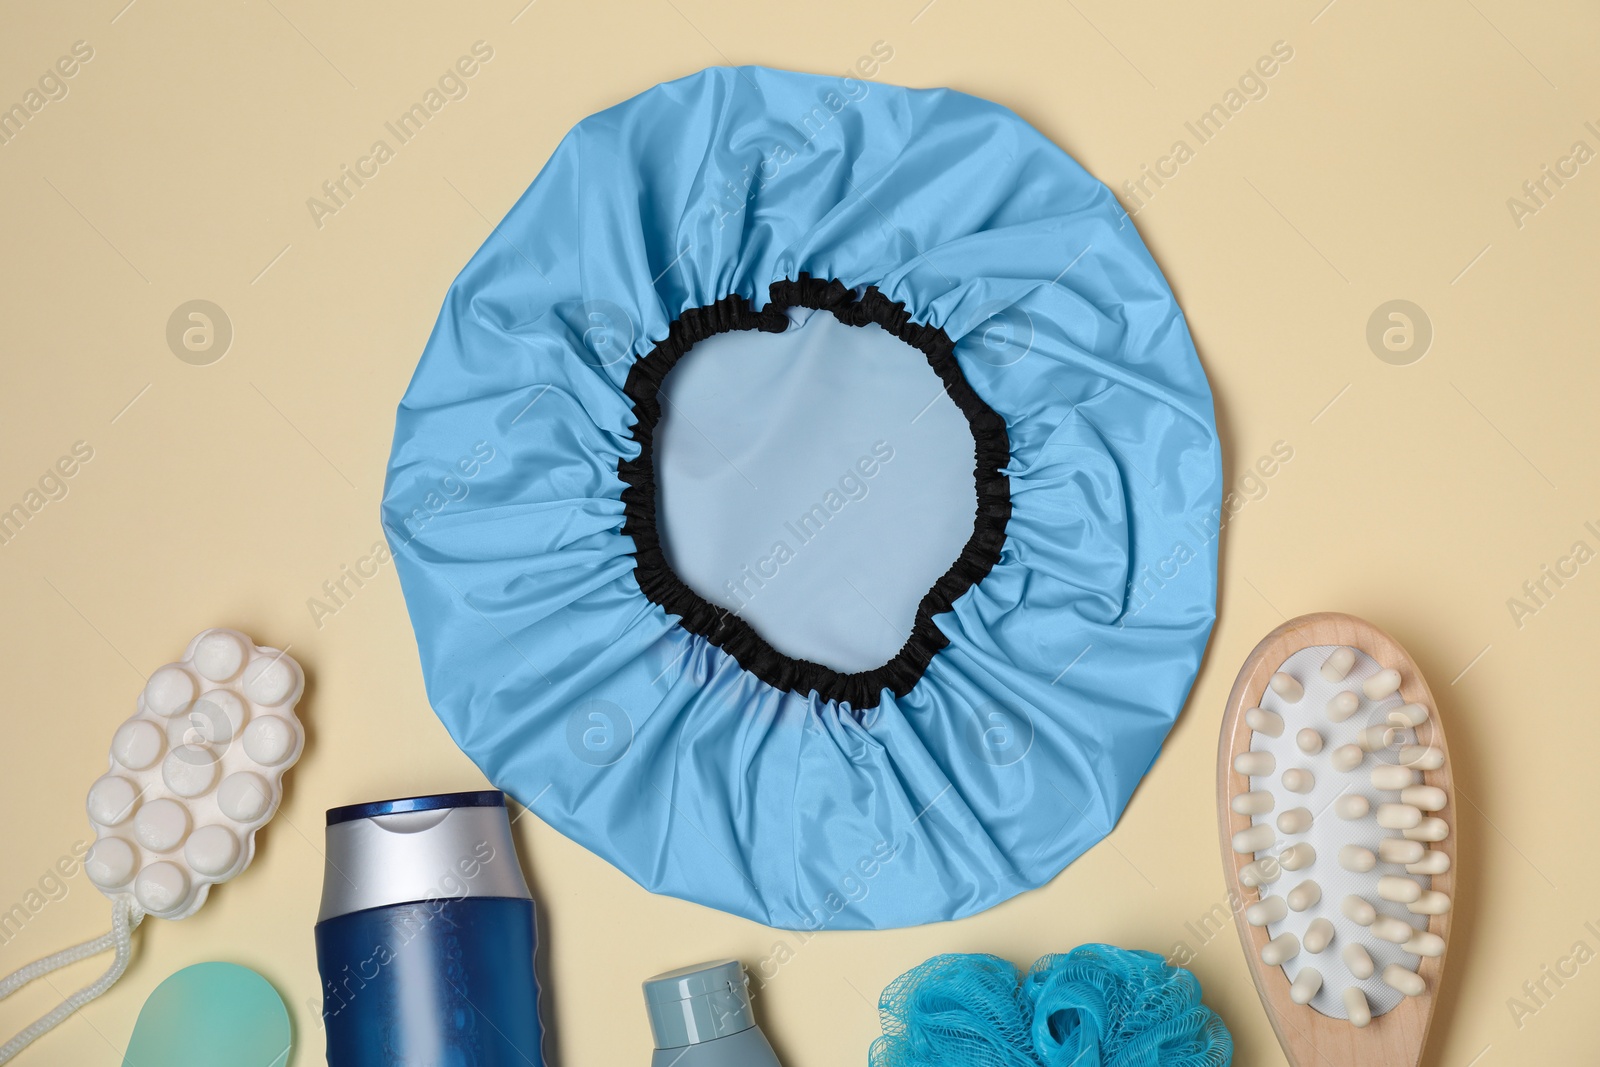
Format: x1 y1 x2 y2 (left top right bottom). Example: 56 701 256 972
0 898 143 1065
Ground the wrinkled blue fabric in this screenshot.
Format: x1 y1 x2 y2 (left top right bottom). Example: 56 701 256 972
381 66 1222 929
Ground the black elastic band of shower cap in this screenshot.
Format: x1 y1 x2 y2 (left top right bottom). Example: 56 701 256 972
618 274 1012 712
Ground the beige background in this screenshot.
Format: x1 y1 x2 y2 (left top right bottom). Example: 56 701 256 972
2 1 1597 1064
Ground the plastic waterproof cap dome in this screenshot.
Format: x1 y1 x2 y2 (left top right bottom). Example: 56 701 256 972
382 66 1222 930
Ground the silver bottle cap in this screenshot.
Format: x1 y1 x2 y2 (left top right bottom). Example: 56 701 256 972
316 790 531 922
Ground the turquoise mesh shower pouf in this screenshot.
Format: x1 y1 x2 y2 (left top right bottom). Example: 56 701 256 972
869 947 1233 1067
381 66 1222 929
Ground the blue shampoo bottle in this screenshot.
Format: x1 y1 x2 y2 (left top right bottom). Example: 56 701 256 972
314 791 546 1066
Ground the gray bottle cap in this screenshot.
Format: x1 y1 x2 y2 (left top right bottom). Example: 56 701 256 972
643 959 757 1049
316 791 531 922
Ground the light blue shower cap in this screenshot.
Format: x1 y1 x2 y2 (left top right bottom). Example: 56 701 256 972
382 66 1221 929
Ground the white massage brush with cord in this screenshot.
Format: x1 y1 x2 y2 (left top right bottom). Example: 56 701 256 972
0 628 304 1064
1218 612 1455 1067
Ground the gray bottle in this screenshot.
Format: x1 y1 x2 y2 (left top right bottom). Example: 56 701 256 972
642 960 782 1067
